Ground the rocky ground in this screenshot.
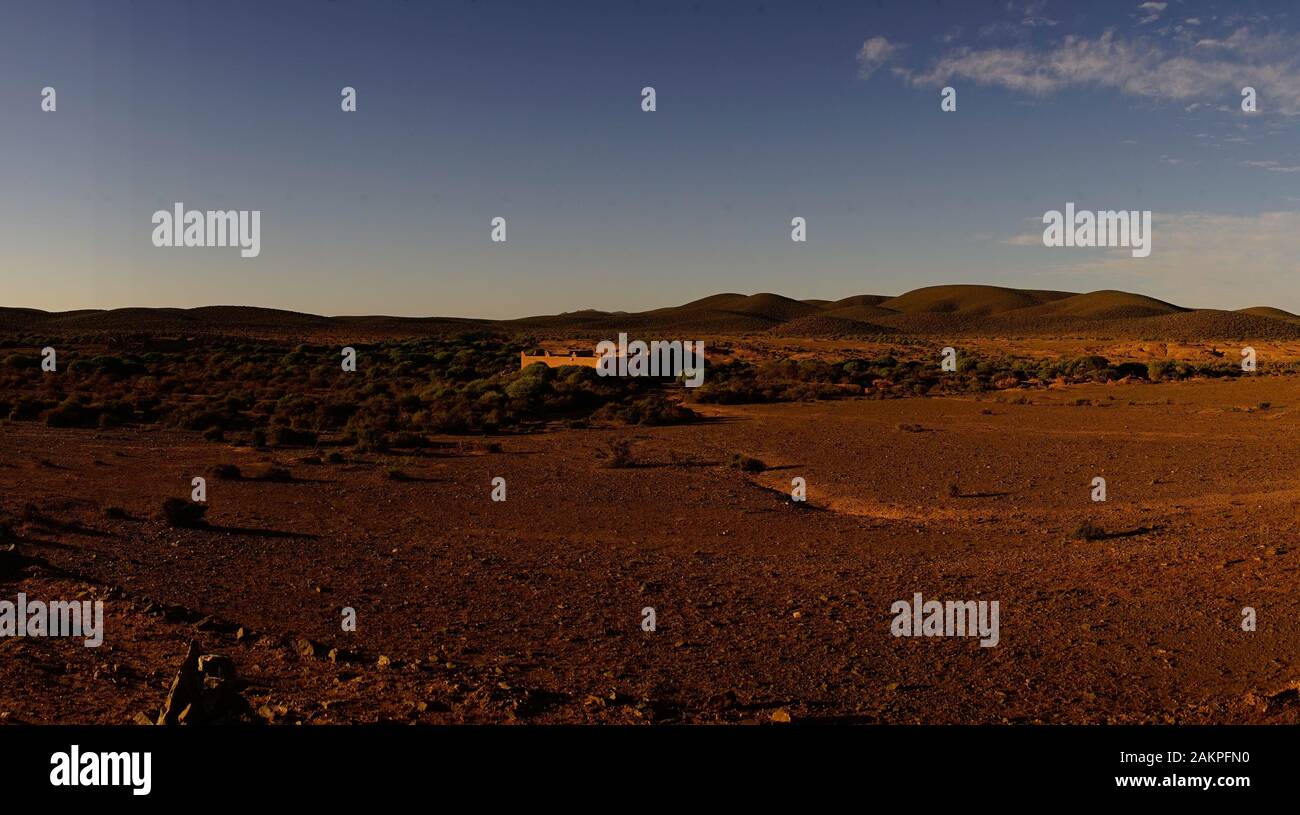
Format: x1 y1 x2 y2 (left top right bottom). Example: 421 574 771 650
3 375 1300 723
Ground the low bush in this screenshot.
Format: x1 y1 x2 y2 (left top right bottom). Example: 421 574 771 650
1071 521 1105 541
210 464 242 480
598 439 635 468
728 453 766 473
161 498 207 528
258 466 292 482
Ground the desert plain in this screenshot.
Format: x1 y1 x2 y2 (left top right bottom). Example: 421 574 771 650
4 284 1300 724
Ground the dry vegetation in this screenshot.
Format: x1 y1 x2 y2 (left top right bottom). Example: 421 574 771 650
0 333 699 447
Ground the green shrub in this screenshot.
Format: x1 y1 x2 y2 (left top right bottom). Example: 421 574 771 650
1147 359 1177 382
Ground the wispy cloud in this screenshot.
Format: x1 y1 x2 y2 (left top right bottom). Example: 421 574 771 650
1002 211 1300 309
868 25 1300 114
1008 0 1058 29
856 36 900 78
1136 2 1168 26
1242 160 1300 173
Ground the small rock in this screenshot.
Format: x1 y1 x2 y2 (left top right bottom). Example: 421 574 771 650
157 641 252 725
770 707 792 723
157 641 202 725
198 654 237 679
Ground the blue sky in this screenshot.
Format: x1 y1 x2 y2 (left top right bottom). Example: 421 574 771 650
2 0 1298 317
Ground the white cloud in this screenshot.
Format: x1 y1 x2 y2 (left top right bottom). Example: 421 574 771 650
1242 160 1300 172
1003 211 1300 308
856 36 901 78
1137 2 1168 26
1002 232 1042 247
1005 0 1058 28
879 27 1300 114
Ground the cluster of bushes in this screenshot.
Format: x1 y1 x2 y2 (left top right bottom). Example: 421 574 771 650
1002 355 1241 384
690 359 872 403
689 352 1254 405
0 333 699 445
3 331 1282 434
591 394 697 426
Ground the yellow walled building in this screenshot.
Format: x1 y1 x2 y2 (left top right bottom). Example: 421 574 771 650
519 349 602 369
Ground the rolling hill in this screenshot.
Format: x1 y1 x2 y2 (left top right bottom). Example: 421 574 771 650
1237 306 1300 322
8 284 1300 340
878 285 1074 316
1024 290 1186 320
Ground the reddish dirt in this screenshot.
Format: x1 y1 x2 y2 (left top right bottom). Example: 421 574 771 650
5 375 1300 723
